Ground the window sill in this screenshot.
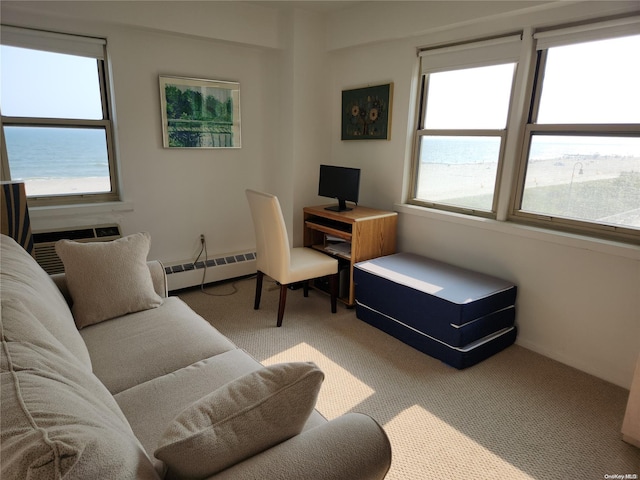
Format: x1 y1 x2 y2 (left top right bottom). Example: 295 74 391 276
394 203 640 260
29 201 134 220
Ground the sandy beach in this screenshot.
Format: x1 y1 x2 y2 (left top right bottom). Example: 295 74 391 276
418 155 640 201
24 177 111 196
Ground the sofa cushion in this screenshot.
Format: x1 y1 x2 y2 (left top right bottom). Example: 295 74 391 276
80 296 237 394
116 349 266 474
154 362 324 479
55 232 163 328
0 298 159 480
115 348 327 473
0 234 92 369
0 298 125 424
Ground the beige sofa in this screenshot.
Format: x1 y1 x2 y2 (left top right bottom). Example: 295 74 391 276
0 233 391 479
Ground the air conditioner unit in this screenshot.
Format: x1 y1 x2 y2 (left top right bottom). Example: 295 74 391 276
32 224 122 275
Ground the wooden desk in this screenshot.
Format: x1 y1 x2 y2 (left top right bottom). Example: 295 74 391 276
303 204 397 306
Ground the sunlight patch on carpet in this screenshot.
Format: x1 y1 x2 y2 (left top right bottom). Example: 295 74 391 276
384 405 536 480
263 342 375 419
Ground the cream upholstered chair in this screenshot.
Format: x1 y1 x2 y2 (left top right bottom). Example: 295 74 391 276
246 189 339 327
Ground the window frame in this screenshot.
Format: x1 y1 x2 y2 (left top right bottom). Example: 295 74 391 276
0 26 120 207
509 29 640 243
408 18 640 245
411 130 510 217
409 34 521 218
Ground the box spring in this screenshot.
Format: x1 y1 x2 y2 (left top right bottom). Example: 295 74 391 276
354 253 517 368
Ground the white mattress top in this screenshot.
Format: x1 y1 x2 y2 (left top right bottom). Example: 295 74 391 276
355 253 514 304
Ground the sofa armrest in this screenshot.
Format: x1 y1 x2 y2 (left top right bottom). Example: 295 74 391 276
51 272 72 305
208 413 392 480
51 260 168 305
147 260 168 298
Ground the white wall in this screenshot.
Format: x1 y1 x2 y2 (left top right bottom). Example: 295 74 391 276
1 1 283 265
289 9 332 247
326 1 640 388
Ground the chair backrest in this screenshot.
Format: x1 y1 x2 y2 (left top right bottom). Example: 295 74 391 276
245 189 291 281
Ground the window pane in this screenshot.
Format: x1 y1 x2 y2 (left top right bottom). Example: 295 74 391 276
521 135 640 228
4 126 111 196
537 35 640 124
415 136 501 210
424 63 515 129
0 46 103 119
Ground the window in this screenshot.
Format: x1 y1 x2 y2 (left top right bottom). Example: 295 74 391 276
513 29 640 239
411 35 521 216
0 26 118 205
410 17 640 243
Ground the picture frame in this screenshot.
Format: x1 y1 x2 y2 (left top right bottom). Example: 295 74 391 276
159 75 241 148
341 83 392 141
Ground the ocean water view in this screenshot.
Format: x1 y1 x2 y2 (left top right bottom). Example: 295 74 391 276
4 126 109 180
5 128 638 179
420 135 640 164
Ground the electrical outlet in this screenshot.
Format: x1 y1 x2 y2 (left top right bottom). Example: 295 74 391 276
200 234 205 244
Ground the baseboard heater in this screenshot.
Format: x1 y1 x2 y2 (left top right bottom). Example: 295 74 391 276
163 251 257 292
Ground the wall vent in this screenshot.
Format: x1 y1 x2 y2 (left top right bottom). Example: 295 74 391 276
33 224 122 275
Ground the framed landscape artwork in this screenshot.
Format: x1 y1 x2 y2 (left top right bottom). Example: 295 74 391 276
341 83 392 140
159 76 241 148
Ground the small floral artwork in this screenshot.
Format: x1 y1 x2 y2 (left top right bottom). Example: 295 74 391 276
341 83 392 140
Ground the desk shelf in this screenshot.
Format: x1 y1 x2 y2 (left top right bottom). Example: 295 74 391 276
310 244 351 261
304 221 352 241
303 204 397 306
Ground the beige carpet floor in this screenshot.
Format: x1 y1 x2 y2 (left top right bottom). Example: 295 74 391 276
178 277 639 480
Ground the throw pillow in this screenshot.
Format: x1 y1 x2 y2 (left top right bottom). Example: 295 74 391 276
154 362 324 479
55 232 162 328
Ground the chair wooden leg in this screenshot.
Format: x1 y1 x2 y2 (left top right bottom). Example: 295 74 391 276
277 284 288 327
254 271 264 310
329 273 338 314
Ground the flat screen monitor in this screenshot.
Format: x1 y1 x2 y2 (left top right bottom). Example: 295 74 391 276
318 164 361 212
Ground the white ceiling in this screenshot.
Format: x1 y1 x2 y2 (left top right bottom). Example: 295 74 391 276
249 1 360 13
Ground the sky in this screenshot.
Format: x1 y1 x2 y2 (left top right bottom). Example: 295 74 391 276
425 63 514 129
424 34 640 129
538 35 640 124
1 46 102 119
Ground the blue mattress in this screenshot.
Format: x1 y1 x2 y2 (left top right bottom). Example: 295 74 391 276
356 302 517 369
354 253 517 368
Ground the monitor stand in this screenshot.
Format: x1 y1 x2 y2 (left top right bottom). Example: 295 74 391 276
325 199 352 212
